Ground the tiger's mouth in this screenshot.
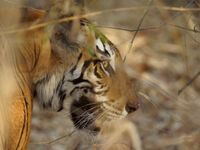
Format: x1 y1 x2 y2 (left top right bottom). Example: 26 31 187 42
70 96 101 133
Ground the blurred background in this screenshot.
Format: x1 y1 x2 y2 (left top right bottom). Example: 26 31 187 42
6 0 199 149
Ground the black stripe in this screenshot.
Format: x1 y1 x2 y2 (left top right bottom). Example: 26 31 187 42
57 80 67 111
56 72 66 97
71 77 91 85
68 60 93 85
69 86 92 96
93 59 101 65
57 92 66 112
96 45 110 57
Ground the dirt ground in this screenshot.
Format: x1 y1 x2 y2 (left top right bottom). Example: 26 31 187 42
27 0 200 150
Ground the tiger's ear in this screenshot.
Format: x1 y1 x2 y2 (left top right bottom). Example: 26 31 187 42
46 0 83 59
21 8 45 23
49 0 83 40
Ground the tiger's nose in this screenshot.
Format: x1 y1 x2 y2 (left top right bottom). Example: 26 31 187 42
125 102 140 114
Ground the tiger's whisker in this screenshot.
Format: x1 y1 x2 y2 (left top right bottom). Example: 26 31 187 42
66 103 101 119
60 102 103 117
30 130 76 145
81 109 101 130
74 108 101 130
138 91 158 109
72 106 100 128
75 108 98 126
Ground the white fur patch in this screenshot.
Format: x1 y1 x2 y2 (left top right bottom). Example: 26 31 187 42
96 38 104 52
36 73 63 111
105 43 112 55
122 108 128 117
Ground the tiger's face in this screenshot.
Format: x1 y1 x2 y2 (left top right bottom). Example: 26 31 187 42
61 22 140 131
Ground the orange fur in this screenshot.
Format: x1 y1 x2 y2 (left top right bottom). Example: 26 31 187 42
0 1 140 149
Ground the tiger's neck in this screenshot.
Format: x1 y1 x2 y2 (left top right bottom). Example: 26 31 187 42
3 28 61 149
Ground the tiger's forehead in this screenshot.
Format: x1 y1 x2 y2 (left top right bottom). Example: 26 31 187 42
77 20 120 54
76 19 122 73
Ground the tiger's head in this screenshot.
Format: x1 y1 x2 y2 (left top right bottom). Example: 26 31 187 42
34 18 139 132
59 20 140 131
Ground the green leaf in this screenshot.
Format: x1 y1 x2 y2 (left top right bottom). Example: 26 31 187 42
87 46 96 57
88 23 109 44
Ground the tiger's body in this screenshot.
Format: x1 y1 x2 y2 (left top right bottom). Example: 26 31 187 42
0 1 139 149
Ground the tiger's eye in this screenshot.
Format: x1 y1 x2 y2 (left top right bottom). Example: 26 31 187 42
102 61 109 68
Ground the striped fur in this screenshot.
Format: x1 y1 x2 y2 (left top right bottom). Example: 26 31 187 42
34 18 140 130
0 1 139 149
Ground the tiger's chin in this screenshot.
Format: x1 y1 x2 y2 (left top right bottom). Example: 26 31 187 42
70 96 101 133
70 111 100 133
69 96 126 134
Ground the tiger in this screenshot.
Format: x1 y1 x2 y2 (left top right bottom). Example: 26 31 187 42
0 0 139 149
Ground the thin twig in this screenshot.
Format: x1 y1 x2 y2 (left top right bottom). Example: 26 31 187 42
30 130 75 145
138 92 159 109
182 34 190 78
96 25 159 32
167 23 200 33
123 0 153 62
178 71 200 95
